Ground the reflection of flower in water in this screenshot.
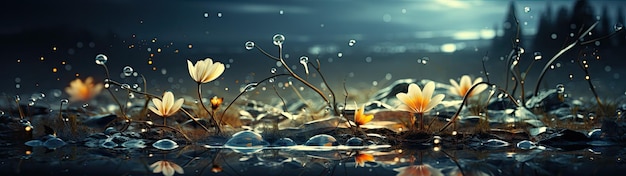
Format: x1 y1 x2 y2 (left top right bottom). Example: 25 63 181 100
211 164 222 173
148 91 184 117
396 82 445 114
150 160 184 176
394 164 443 176
354 104 374 126
354 153 375 167
187 58 225 84
65 77 103 102
449 75 487 98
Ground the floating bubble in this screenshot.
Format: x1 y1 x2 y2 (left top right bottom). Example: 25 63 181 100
43 137 67 149
217 12 222 17
305 134 338 146
270 67 277 74
272 34 285 46
245 41 255 50
533 52 542 60
615 23 624 31
152 139 179 150
348 39 356 46
122 139 146 149
203 12 209 18
418 57 429 65
556 84 565 94
25 140 43 147
337 52 343 58
95 54 108 65
225 131 269 148
101 140 118 149
346 137 364 146
272 138 296 147
524 6 531 13
268 78 275 83
123 66 134 76
61 99 69 104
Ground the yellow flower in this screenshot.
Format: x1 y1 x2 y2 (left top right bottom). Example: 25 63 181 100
65 77 103 102
396 82 445 114
187 58 225 84
150 160 184 176
394 164 443 176
355 104 374 126
354 153 375 167
449 75 487 98
210 96 223 111
149 91 184 117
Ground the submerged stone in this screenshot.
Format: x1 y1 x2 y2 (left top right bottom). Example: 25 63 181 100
516 140 537 150
272 138 296 147
224 131 269 148
24 140 43 147
101 140 118 149
305 134 339 146
152 139 179 150
122 139 146 149
482 139 509 148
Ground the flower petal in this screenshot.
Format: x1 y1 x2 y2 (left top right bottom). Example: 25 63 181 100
187 60 197 82
424 94 445 112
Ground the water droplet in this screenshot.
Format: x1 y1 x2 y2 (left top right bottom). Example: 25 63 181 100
82 103 89 108
61 99 69 104
418 57 429 65
121 84 131 90
585 75 590 80
533 52 542 60
482 139 510 148
272 34 285 46
203 12 209 18
122 66 134 76
299 56 309 64
122 139 146 149
43 137 66 149
28 101 35 106
268 78 275 83
104 83 110 89
224 131 269 153
272 138 295 146
524 6 531 13
128 93 135 99
95 54 108 65
346 137 365 146
245 41 255 50
337 52 343 58
556 84 565 93
615 23 624 31
270 67 277 74
569 74 574 80
279 10 284 15
588 113 596 120
305 134 338 146
242 82 258 92
152 139 179 150
348 39 356 46
217 12 222 18
516 140 536 150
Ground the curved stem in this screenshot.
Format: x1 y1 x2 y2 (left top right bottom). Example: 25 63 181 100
101 64 129 121
439 82 520 132
276 46 331 109
219 74 290 125
534 21 598 96
197 83 222 135
309 59 339 116
255 45 280 61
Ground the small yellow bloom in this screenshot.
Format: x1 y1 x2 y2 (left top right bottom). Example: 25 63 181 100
65 77 103 102
210 96 223 111
354 153 375 168
150 160 184 176
149 91 184 117
396 82 445 113
187 58 225 84
449 75 487 98
355 104 374 126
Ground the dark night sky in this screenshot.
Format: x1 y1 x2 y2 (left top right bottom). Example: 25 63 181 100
2 0 626 101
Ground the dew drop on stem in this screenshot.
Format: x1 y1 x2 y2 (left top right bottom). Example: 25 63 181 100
95 54 108 65
273 34 285 46
61 99 69 105
123 66 134 76
556 84 565 94
245 41 255 50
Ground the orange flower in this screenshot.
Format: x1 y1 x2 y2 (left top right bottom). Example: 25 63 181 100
210 96 223 111
150 160 184 176
449 75 487 98
65 77 103 102
355 104 374 126
187 58 225 84
354 153 375 167
394 164 443 176
148 91 184 117
211 164 223 173
396 82 445 113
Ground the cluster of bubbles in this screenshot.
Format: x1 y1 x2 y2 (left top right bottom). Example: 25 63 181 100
417 57 429 65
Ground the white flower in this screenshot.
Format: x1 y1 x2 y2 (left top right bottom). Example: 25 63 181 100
396 82 445 113
148 91 184 117
187 58 225 84
449 75 487 98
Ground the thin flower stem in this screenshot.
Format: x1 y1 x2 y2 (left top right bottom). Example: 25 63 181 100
179 108 211 133
101 64 129 121
440 82 520 132
197 83 222 135
276 46 331 110
309 59 340 116
220 74 289 123
255 45 280 61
